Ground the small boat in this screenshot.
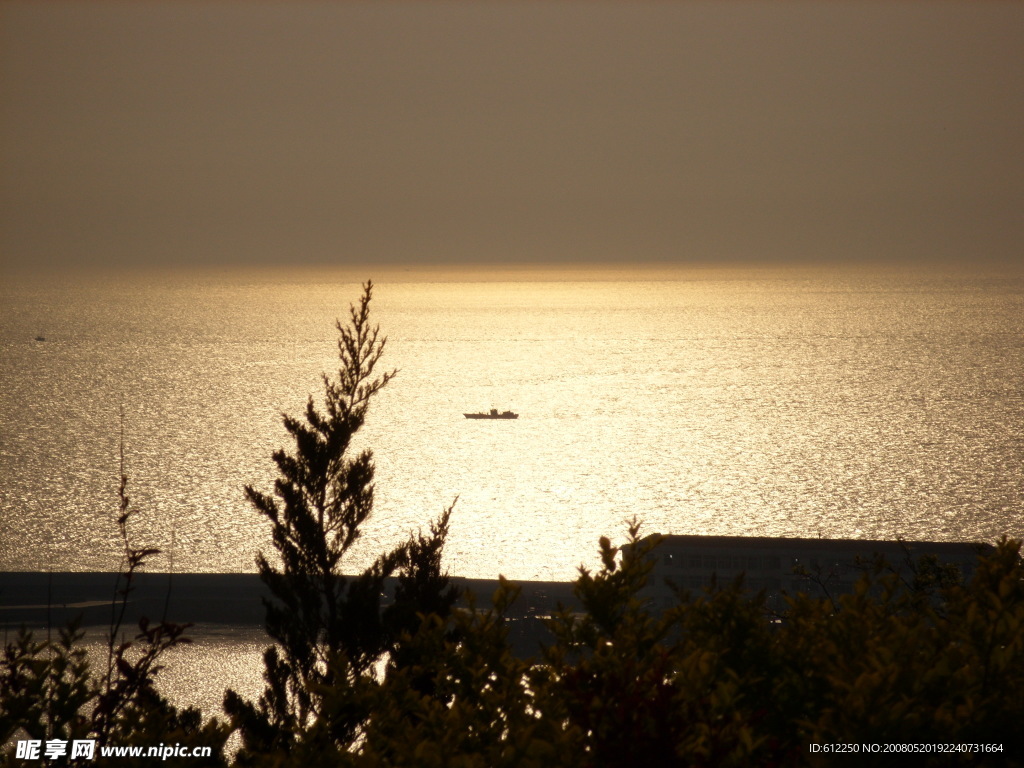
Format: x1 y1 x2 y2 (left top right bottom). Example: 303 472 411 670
34 336 46 342
464 408 519 420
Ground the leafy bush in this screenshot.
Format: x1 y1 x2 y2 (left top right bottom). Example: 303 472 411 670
347 524 1024 768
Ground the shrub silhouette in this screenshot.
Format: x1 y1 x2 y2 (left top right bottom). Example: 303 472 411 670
347 526 1024 768
0 445 228 767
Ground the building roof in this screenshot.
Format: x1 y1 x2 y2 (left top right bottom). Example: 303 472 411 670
641 533 992 557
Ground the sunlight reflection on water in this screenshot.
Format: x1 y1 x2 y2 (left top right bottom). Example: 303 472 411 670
1 266 1022 582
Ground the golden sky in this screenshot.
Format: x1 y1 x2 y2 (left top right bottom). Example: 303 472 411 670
2 1 1022 272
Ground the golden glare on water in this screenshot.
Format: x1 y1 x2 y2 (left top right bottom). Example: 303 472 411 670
1 265 1022 582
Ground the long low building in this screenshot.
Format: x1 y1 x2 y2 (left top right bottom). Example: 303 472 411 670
641 534 993 611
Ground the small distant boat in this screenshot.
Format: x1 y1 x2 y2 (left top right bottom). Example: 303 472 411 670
34 335 46 342
464 408 519 420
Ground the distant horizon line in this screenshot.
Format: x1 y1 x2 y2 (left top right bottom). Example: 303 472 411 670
6 256 1021 284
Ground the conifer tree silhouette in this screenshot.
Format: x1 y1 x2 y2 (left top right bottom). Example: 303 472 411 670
224 281 458 762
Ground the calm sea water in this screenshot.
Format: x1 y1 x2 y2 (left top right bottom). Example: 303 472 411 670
2 265 1022 585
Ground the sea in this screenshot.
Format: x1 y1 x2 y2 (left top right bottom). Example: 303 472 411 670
2 262 1023 715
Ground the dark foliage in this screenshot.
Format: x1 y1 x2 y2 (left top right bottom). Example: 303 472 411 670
349 525 1024 768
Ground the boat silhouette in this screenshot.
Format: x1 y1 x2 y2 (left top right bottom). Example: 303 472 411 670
464 408 518 420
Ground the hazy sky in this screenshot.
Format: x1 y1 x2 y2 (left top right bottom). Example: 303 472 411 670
2 1 1022 273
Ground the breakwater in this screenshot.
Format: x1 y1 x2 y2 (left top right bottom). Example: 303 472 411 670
0 572 579 657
